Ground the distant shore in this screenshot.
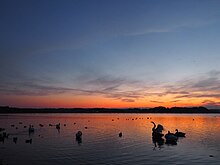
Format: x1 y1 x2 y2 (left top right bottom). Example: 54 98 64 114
0 106 220 113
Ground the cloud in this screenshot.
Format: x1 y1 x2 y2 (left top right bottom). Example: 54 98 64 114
1 70 220 108
121 99 135 103
201 100 220 109
150 100 164 104
168 70 220 99
124 19 218 37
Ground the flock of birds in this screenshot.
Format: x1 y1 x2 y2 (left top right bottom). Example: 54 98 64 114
0 119 185 146
151 121 185 145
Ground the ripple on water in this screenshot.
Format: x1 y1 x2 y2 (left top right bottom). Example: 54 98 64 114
1 114 220 165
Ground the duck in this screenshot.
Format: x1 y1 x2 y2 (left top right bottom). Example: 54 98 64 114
75 131 82 142
25 139 32 144
119 132 122 137
3 132 9 138
28 125 35 133
175 129 186 137
56 123 60 129
0 128 5 132
13 137 18 143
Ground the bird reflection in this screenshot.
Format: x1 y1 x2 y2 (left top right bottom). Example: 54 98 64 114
152 137 164 150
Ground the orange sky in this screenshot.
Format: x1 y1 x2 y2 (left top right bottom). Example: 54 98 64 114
0 93 214 108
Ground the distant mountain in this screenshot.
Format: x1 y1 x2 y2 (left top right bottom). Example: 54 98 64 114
0 106 220 113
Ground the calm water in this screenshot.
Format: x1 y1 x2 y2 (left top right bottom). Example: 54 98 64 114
0 113 220 165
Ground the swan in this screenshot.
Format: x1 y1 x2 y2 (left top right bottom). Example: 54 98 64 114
175 129 185 137
165 131 178 143
151 121 164 139
151 121 164 133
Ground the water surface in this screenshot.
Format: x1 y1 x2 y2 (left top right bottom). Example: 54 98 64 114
0 113 220 165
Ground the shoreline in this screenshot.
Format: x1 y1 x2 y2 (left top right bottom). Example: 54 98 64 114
1 106 220 114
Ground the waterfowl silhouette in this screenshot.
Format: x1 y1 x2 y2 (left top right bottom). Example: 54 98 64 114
56 123 60 129
119 132 122 137
175 129 185 137
165 131 178 144
28 125 35 133
151 121 164 139
76 131 82 139
25 139 32 144
75 131 82 143
13 137 18 143
3 132 9 138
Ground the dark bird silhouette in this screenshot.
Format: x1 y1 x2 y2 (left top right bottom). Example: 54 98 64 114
76 131 82 139
56 123 60 129
0 134 5 143
119 132 122 137
151 121 164 139
13 137 18 143
75 131 82 144
25 139 32 144
39 124 44 127
151 121 164 133
28 125 34 133
175 129 186 137
3 132 9 138
165 131 178 144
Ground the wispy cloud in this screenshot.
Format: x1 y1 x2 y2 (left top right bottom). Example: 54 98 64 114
1 70 220 108
124 19 218 36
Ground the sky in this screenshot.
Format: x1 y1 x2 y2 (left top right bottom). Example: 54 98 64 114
1 0 220 108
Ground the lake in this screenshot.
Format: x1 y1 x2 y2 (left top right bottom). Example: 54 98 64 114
0 113 220 165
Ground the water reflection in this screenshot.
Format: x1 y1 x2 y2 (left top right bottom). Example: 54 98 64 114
152 137 164 150
0 114 220 165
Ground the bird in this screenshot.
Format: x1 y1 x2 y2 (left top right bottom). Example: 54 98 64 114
0 128 5 132
165 131 178 144
151 121 164 139
25 139 32 144
151 121 164 134
76 131 82 138
39 124 44 127
175 129 186 137
28 125 35 133
13 137 18 143
119 132 122 137
56 123 60 129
